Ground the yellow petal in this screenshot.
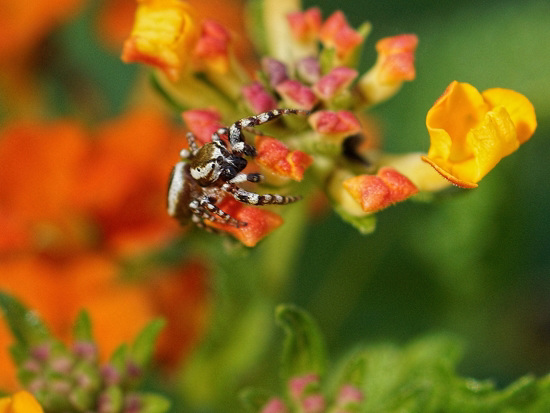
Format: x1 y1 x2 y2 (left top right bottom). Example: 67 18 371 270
122 0 198 81
0 391 44 413
482 88 537 144
423 81 535 188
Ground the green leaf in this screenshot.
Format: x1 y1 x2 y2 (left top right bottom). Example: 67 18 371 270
109 344 129 372
333 206 377 235
0 291 50 346
275 304 327 381
131 318 165 368
72 310 93 342
138 393 172 413
239 388 274 413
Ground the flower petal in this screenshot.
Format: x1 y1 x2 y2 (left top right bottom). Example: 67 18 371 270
482 88 537 144
422 81 535 188
308 110 361 142
121 0 198 81
0 391 44 413
255 136 313 181
205 197 283 247
193 19 231 74
342 167 417 213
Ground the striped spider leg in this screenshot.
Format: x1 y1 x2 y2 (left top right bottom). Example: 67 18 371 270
167 109 307 231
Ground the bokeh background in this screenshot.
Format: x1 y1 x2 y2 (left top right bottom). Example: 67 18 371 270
1 0 549 408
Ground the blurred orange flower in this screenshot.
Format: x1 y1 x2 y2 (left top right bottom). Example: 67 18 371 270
421 81 537 188
0 109 210 391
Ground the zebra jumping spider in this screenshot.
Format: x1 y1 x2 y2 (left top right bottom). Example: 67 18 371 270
167 108 308 230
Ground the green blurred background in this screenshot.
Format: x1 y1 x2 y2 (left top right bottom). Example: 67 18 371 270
4 0 549 397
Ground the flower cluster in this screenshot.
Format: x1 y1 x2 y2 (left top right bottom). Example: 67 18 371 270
0 294 169 413
259 373 363 413
121 0 537 244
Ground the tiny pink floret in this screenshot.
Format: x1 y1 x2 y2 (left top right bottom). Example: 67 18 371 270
309 110 361 137
261 398 289 413
182 109 223 145
242 82 278 113
289 373 320 401
313 66 358 100
276 80 317 110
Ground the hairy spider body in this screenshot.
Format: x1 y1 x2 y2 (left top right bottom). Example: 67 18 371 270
167 109 308 230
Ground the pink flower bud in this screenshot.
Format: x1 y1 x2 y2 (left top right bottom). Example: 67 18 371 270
242 82 278 113
261 397 289 413
302 394 325 413
308 110 361 142
182 109 223 145
296 57 321 84
336 384 364 406
193 20 232 73
313 67 358 100
288 373 320 401
262 57 289 88
275 80 317 110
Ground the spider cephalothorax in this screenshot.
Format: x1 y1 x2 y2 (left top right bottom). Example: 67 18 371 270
167 108 308 230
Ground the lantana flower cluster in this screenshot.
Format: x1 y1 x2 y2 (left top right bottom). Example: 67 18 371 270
122 0 536 246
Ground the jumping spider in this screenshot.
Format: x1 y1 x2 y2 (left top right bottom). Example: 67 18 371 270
167 108 308 231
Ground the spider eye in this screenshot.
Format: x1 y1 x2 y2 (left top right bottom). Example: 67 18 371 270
216 156 223 163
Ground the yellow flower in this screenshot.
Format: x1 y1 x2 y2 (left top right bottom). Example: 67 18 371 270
0 392 44 413
421 81 537 188
122 0 198 81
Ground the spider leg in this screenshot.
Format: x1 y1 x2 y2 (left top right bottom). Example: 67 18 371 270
229 172 264 184
222 183 302 206
197 196 247 227
229 109 309 155
186 131 200 154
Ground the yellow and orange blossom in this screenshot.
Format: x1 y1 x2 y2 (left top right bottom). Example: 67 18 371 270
0 391 43 413
422 81 537 188
122 0 198 81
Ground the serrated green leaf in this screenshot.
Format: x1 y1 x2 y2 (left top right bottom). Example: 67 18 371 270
72 310 93 342
333 206 377 235
131 318 165 368
0 291 50 346
239 388 274 413
275 304 327 381
138 393 172 413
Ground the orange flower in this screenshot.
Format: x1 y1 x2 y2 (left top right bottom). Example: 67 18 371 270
0 0 83 60
0 109 210 389
205 197 284 247
0 120 89 255
358 34 418 105
319 11 364 63
286 7 322 43
342 167 418 214
0 391 43 413
255 136 313 182
122 0 199 81
421 81 537 188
